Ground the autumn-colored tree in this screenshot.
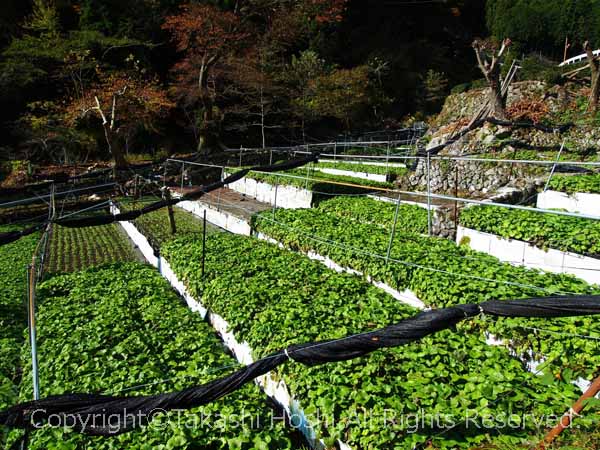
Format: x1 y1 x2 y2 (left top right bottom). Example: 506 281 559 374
64 61 172 168
162 3 249 154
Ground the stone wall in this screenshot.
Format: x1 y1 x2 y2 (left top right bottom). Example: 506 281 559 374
401 158 544 197
431 205 458 239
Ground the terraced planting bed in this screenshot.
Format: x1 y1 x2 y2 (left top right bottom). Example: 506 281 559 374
162 232 595 449
117 197 222 249
252 197 600 380
312 196 428 233
537 174 600 219
8 263 297 449
312 161 408 182
547 173 600 194
0 225 40 447
459 204 600 257
248 168 395 190
46 222 137 274
224 166 394 210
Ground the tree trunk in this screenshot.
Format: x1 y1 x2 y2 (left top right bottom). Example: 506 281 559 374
196 93 221 156
583 42 600 113
473 39 511 121
102 124 128 169
589 76 600 113
196 131 219 155
488 77 507 120
111 139 128 170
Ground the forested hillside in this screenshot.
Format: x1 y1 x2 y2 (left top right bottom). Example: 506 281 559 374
1 0 599 166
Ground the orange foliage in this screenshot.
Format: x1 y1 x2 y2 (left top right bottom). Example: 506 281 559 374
162 4 247 55
507 99 549 124
64 70 172 133
310 0 348 23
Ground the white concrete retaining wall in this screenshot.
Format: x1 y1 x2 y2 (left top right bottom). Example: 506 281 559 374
537 190 600 218
368 193 440 211
226 172 313 209
111 206 338 449
177 200 252 236
110 204 159 267
313 167 388 183
457 226 600 285
319 159 406 168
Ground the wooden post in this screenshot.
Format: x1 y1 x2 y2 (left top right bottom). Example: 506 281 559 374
163 188 177 235
541 374 600 447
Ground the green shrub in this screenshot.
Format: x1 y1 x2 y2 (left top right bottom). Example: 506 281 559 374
519 54 563 85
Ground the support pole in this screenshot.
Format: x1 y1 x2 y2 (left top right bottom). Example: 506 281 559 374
133 175 138 200
163 188 177 235
273 177 278 219
201 209 206 284
163 161 167 190
544 140 566 192
305 162 310 189
269 148 273 165
426 151 432 236
386 194 402 263
454 165 459 236
180 162 185 192
386 141 391 178
334 142 337 161
541 374 600 447
239 147 243 167
27 262 40 400
50 183 56 220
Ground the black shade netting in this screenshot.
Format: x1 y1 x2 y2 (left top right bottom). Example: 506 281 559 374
0 353 286 436
53 155 316 230
480 296 600 317
2 296 599 436
0 223 46 246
